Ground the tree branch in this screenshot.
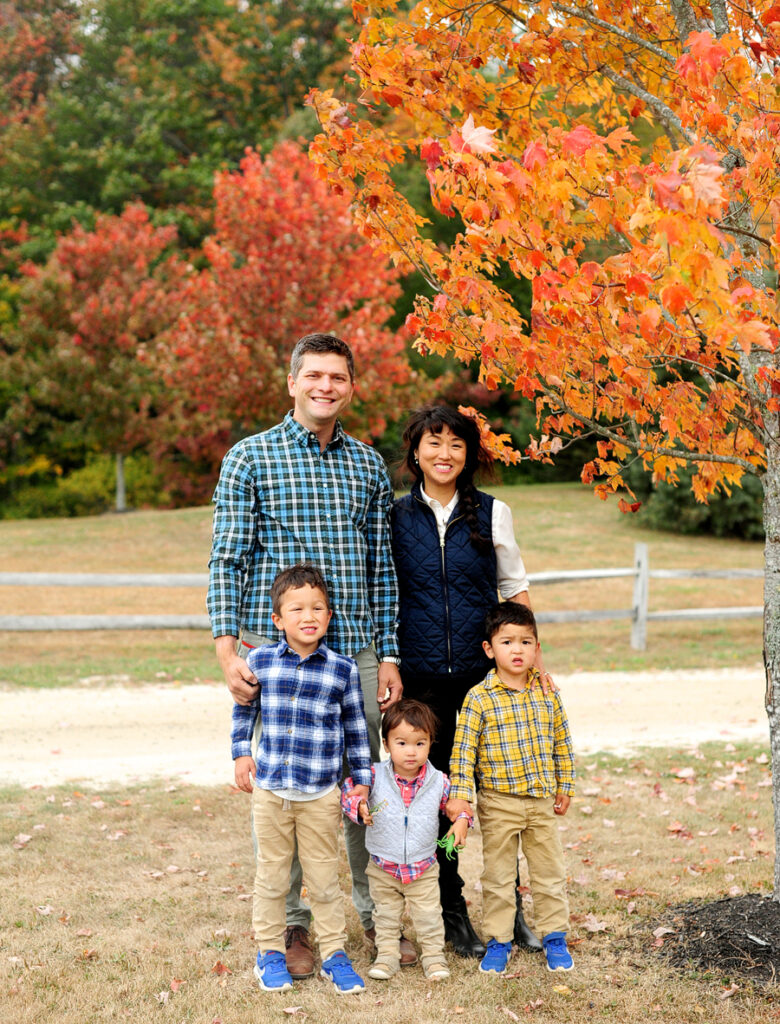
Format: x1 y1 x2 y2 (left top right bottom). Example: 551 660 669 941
540 387 761 473
599 65 694 145
551 2 677 64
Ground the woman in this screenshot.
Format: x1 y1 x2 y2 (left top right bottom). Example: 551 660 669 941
391 405 547 958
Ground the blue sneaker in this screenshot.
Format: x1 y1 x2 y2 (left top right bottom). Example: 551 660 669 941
543 932 573 972
254 950 294 991
320 951 365 994
479 938 512 974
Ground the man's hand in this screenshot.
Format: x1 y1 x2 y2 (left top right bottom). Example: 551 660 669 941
216 635 258 705
445 797 473 823
377 662 402 710
554 793 571 816
234 755 256 793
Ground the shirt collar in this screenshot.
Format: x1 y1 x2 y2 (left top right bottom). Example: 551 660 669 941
419 484 459 518
283 411 345 450
277 637 329 662
483 667 540 691
394 762 428 787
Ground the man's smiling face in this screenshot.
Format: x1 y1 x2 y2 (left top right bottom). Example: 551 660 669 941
288 352 354 433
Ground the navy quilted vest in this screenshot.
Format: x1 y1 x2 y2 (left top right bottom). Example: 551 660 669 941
391 484 497 676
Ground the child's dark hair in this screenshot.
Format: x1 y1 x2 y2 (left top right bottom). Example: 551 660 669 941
402 404 493 555
270 563 329 614
484 602 538 642
381 699 439 742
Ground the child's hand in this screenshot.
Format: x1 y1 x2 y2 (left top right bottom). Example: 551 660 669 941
554 793 570 816
234 755 256 793
445 797 472 823
450 816 469 848
358 800 374 826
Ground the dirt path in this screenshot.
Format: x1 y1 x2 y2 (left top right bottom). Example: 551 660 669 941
0 666 767 789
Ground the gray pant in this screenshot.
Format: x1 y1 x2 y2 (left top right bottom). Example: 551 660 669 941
241 633 381 931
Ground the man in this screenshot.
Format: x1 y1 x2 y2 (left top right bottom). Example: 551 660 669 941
208 332 409 977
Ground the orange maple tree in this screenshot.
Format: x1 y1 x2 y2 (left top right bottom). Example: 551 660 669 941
309 1 780 887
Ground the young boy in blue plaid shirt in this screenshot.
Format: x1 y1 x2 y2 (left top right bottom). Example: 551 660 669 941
447 603 576 976
232 564 372 995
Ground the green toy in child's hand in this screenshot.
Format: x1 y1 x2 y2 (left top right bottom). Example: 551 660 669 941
436 833 464 860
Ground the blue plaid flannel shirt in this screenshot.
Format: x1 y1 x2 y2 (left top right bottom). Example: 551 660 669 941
208 413 400 659
231 640 373 791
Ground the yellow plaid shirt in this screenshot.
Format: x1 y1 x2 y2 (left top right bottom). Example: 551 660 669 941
449 669 575 803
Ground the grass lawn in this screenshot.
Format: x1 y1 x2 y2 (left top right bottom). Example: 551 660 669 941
1 741 774 1023
0 482 764 686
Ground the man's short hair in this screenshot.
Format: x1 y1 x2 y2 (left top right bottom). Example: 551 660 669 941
484 602 538 642
290 333 355 380
381 698 439 742
270 563 330 614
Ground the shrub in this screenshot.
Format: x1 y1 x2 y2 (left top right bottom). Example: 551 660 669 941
0 454 170 519
625 463 764 540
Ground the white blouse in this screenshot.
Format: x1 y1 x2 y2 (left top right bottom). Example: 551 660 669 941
418 487 530 598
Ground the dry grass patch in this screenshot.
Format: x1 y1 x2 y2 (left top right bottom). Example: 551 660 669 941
1 741 776 1024
0 483 765 686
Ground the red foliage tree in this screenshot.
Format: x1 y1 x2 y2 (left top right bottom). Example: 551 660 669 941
160 140 433 502
10 204 190 507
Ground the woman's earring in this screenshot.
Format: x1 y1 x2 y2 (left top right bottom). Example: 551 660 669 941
413 454 419 465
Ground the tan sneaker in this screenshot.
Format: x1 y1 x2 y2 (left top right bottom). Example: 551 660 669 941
424 961 450 981
368 960 399 980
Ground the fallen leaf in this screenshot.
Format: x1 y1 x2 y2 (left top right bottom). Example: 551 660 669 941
653 926 675 938
13 834 33 849
76 928 93 937
170 978 186 992
35 905 54 916
155 991 169 1005
720 983 740 999
499 1008 520 1021
582 913 608 932
282 1009 305 1016
553 984 571 995
211 961 232 975
81 949 98 960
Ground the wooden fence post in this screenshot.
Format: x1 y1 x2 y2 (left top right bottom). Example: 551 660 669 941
631 542 649 651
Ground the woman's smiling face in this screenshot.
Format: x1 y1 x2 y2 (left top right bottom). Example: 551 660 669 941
415 425 467 495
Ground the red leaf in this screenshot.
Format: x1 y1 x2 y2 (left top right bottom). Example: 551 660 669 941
523 141 548 170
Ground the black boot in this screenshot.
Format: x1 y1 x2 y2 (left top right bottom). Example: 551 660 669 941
442 898 486 958
513 897 542 952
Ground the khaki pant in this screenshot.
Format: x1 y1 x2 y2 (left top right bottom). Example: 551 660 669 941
477 790 569 943
366 860 445 970
251 786 346 960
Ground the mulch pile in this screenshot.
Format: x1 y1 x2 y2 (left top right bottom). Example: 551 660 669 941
660 894 780 985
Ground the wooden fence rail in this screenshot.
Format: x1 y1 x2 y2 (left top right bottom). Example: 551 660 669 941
0 543 763 650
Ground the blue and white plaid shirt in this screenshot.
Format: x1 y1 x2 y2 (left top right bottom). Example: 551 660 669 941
231 640 373 792
207 412 400 660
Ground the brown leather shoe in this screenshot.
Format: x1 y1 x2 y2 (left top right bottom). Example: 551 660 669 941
284 925 315 978
364 927 418 967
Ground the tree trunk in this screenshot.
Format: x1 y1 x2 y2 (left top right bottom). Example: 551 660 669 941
764 436 780 897
115 453 127 513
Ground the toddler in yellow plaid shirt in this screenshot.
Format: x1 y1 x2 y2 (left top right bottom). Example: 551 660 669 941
447 603 575 976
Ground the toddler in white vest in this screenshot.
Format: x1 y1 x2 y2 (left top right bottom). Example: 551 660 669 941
342 699 470 980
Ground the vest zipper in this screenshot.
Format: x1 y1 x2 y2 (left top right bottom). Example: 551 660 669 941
441 512 465 674
403 810 408 863
413 492 466 675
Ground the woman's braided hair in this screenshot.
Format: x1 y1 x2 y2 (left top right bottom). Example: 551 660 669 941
402 405 494 555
